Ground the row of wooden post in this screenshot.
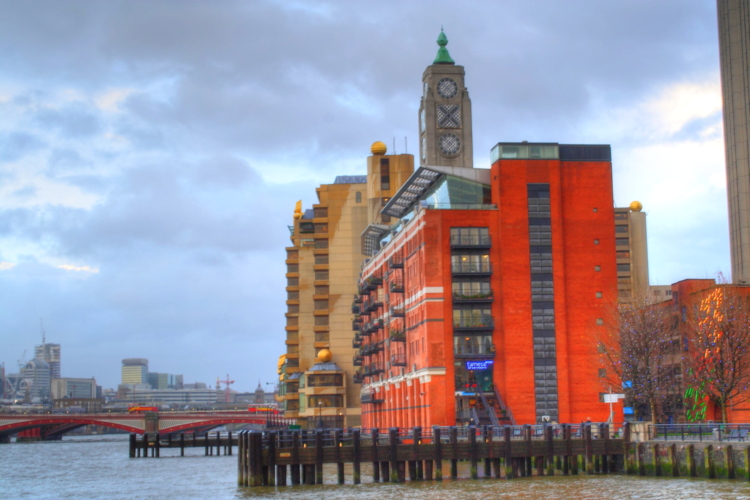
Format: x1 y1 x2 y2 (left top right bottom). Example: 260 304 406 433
627 442 750 479
129 431 234 458
238 424 623 487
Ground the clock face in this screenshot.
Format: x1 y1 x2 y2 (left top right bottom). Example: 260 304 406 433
421 137 426 160
439 133 461 156
437 78 458 99
437 104 461 128
420 109 426 132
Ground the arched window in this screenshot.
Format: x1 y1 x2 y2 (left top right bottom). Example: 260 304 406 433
356 191 362 203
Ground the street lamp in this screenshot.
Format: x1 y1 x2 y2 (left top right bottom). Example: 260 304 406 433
317 401 324 428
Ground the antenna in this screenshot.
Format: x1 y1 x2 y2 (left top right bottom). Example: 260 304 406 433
404 136 407 154
393 137 396 154
40 318 46 344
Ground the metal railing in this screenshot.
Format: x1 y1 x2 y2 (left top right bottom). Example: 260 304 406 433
648 423 750 442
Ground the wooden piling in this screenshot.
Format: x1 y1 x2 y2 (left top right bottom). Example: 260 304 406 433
180 433 185 457
469 425 478 479
389 428 400 482
352 429 361 484
545 426 554 476
433 426 443 480
267 431 277 486
652 443 662 476
524 425 532 476
705 444 716 479
504 426 514 479
335 429 344 485
315 430 324 485
687 444 696 477
584 425 594 474
450 426 458 479
129 434 136 458
668 443 678 477
291 432 301 485
484 426 492 478
371 428 380 482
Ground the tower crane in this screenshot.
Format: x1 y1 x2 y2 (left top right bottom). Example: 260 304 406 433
216 374 235 404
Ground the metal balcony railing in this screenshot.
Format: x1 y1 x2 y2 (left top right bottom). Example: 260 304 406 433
451 262 492 275
453 316 494 330
453 343 496 358
450 235 491 248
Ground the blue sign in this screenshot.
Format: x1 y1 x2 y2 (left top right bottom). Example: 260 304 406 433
623 381 633 388
465 360 494 370
623 406 634 415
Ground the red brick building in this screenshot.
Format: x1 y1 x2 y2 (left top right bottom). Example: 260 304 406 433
353 142 621 428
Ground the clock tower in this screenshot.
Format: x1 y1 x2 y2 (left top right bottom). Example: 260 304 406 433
418 30 473 168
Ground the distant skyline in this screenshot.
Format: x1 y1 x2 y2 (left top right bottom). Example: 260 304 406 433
0 1 728 390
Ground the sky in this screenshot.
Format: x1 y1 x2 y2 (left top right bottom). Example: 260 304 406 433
0 0 729 391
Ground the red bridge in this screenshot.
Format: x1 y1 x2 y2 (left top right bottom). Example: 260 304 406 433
0 412 290 442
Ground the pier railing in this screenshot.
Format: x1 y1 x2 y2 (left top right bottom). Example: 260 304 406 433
647 423 750 442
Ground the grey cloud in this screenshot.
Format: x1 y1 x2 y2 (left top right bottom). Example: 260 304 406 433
33 103 101 138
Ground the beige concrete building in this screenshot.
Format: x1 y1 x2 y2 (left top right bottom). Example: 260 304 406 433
718 0 750 284
280 145 413 428
614 201 650 301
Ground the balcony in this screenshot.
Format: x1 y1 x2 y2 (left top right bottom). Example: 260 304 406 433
388 256 404 269
363 276 383 292
450 235 491 249
389 280 404 293
353 370 364 384
353 295 363 304
352 335 362 349
352 321 362 333
390 304 405 318
454 343 496 358
366 299 383 313
451 262 492 276
353 353 363 366
452 291 494 304
360 392 384 404
453 316 494 331
352 302 361 314
389 328 406 342
391 353 407 367
363 363 384 377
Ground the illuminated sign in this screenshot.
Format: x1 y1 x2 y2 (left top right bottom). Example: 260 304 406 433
465 360 494 370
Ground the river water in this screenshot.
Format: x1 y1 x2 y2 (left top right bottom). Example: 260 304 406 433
2 434 750 499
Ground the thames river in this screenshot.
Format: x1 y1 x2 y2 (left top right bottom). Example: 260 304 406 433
2 434 750 499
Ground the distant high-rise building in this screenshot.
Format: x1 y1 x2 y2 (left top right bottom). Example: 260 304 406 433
34 342 60 379
121 358 148 386
21 358 51 401
718 0 750 283
614 201 650 301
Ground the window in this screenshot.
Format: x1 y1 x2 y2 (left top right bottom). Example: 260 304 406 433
531 280 554 301
596 318 604 325
530 252 552 273
315 255 329 265
593 207 598 212
615 225 629 234
287 250 299 260
313 207 328 218
615 238 629 247
617 263 631 272
452 281 491 297
308 374 343 387
287 264 299 273
286 317 298 327
594 266 601 272
453 308 492 327
314 286 328 296
380 158 390 191
450 227 490 246
598 369 606 378
287 304 299 313
356 191 362 203
528 225 551 245
315 223 328 233
314 316 329 326
314 300 328 310
614 212 628 221
314 239 329 249
596 291 603 298
309 395 344 408
451 254 490 273
287 278 299 287
314 332 329 342
594 239 599 245
616 251 630 259
527 196 551 218
314 270 329 281
287 291 299 301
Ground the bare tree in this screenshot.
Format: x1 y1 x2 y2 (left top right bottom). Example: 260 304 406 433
597 294 676 422
684 284 750 423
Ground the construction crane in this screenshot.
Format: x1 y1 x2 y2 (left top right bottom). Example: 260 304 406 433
216 374 235 404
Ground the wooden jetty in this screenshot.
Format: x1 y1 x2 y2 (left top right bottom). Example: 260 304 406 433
237 423 628 487
129 431 236 458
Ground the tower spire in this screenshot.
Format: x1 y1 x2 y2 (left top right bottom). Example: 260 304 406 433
433 28 455 65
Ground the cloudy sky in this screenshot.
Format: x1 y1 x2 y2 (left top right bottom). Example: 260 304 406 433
0 0 728 391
